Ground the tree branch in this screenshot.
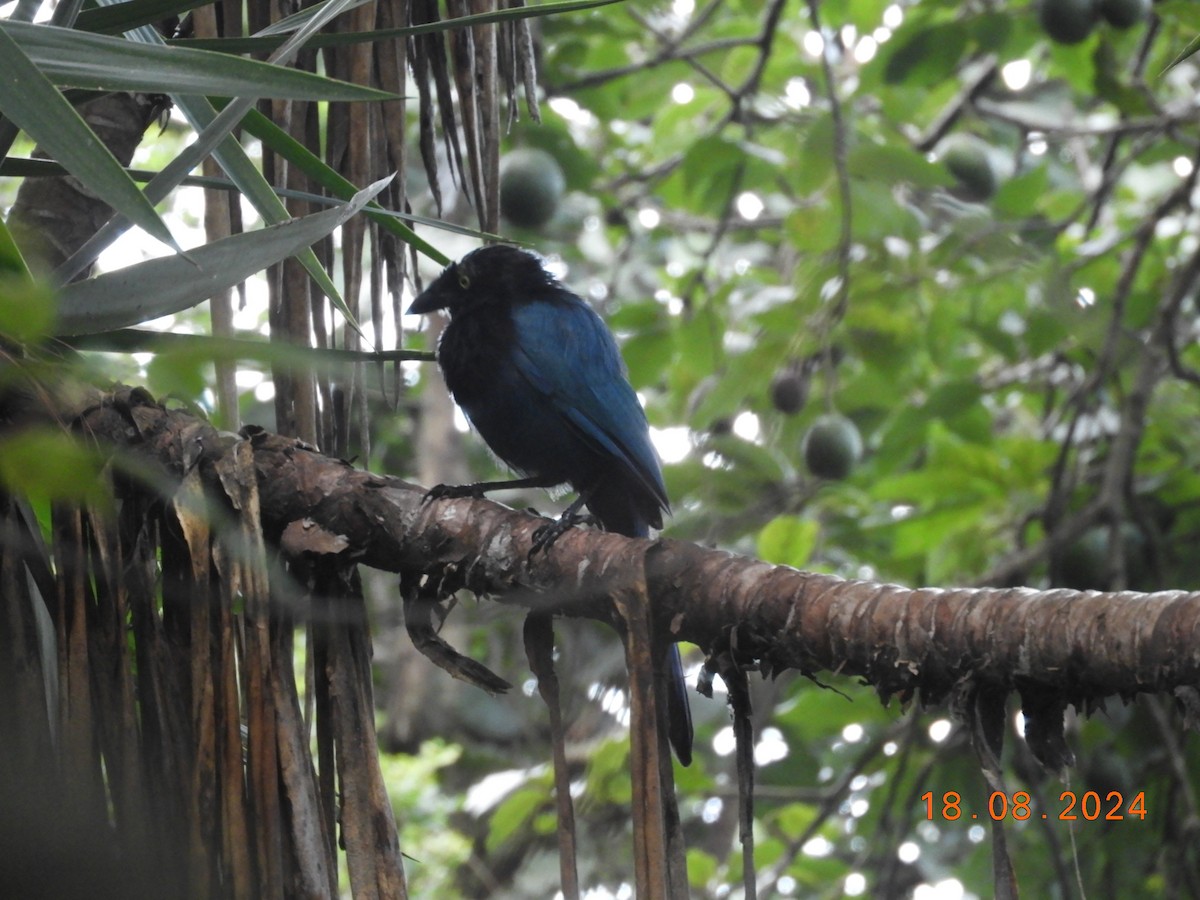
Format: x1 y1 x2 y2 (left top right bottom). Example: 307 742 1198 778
74 387 1200 766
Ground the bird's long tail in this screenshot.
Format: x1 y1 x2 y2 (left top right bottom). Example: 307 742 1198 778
594 497 693 764
666 643 693 766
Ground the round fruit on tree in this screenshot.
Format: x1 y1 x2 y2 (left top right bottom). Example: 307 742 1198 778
1098 0 1149 28
500 148 566 229
1039 0 1097 45
937 134 999 202
803 414 863 480
769 367 809 415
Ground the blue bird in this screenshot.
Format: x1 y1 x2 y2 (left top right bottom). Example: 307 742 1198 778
408 245 693 765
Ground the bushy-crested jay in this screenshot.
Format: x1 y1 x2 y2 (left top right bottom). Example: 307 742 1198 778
408 245 693 765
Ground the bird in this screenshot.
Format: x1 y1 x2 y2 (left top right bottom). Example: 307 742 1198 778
408 244 693 766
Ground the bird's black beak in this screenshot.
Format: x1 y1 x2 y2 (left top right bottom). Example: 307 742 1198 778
407 286 444 316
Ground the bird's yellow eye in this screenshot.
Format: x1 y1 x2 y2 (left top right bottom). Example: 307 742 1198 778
458 273 470 289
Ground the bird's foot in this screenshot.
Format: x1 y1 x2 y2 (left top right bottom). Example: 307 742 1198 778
529 511 594 557
422 482 487 505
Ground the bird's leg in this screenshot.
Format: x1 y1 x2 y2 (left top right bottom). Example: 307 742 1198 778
529 491 594 556
422 475 561 504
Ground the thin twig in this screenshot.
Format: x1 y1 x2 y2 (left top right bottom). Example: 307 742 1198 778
804 0 853 406
551 36 759 93
973 98 1199 140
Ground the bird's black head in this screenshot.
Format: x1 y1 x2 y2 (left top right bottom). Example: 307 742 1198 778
407 245 558 316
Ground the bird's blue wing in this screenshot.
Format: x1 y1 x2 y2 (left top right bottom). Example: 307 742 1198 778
509 296 669 513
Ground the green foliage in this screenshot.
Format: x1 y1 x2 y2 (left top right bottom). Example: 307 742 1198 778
376 742 472 897
0 21 179 252
145 346 210 401
0 218 31 280
509 0 1200 894
0 275 54 343
757 515 818 569
3 0 1199 894
0 427 110 508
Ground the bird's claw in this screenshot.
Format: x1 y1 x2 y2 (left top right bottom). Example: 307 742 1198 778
528 520 570 557
527 512 594 559
422 483 485 505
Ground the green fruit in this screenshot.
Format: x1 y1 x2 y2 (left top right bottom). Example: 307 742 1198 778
500 148 566 229
1098 0 1149 28
938 135 998 202
770 369 809 415
1039 0 1097 45
803 415 862 480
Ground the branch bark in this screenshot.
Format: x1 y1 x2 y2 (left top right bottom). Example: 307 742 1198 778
74 387 1200 765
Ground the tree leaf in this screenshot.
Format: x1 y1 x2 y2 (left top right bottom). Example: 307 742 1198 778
881 20 969 87
757 516 818 569
225 103 451 265
0 21 179 253
56 178 390 334
0 276 55 342
171 0 625 53
848 142 953 189
54 0 359 323
0 217 33 279
73 0 219 33
0 427 109 507
7 21 395 100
